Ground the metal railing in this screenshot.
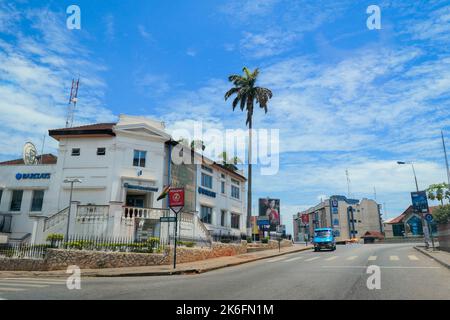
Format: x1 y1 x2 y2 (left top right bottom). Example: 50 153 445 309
51 235 164 253
0 243 48 260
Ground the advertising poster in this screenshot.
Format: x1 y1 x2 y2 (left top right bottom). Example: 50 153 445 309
259 198 280 231
411 191 429 215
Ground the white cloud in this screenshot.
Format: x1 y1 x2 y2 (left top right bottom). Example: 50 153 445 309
0 4 115 161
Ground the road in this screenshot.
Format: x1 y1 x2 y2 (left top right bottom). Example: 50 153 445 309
0 243 448 300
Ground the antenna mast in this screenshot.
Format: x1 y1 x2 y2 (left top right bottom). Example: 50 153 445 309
65 78 80 128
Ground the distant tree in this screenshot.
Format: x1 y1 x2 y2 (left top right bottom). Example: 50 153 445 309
426 183 450 205
191 140 206 151
432 205 450 224
218 151 241 171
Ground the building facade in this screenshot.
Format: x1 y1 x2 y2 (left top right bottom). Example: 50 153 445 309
293 195 383 242
0 115 247 244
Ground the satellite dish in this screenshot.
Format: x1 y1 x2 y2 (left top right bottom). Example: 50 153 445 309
23 142 38 165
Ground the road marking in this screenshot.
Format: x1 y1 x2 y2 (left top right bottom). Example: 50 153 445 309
305 257 320 262
0 283 47 288
0 279 64 285
408 255 419 261
267 257 286 263
321 266 441 269
0 287 26 292
324 256 338 261
390 255 399 261
346 256 357 261
368 256 377 261
284 257 303 262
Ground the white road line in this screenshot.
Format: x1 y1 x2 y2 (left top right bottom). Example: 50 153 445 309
408 255 419 261
0 280 64 285
305 257 320 262
2 278 65 282
324 256 338 261
390 255 400 261
0 283 47 288
368 256 377 261
284 257 303 262
321 266 441 269
0 287 26 292
267 257 286 263
346 256 357 261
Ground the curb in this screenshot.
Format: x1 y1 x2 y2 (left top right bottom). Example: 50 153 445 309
413 246 450 269
91 246 313 277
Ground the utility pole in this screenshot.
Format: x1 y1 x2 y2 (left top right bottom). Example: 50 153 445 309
66 78 80 128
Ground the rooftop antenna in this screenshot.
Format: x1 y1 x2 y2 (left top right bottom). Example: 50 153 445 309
40 134 46 164
346 169 351 198
373 186 377 201
441 130 450 187
65 78 80 128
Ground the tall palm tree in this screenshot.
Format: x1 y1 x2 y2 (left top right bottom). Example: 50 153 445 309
224 67 273 234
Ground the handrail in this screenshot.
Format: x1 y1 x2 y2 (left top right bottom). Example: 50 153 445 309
43 207 69 231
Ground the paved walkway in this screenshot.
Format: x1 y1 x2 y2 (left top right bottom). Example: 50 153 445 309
0 244 312 279
414 246 450 269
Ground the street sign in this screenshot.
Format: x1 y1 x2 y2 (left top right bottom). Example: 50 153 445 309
425 214 434 223
411 191 429 214
169 188 184 213
160 216 177 223
257 219 270 226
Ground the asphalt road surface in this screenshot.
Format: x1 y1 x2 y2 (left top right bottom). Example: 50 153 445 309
0 243 449 300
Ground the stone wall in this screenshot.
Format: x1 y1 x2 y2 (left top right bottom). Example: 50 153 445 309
0 241 249 271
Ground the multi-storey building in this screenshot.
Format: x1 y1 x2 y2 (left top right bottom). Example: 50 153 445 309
0 115 247 244
293 195 383 242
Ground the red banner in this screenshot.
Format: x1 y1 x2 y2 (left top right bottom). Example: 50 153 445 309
169 188 185 208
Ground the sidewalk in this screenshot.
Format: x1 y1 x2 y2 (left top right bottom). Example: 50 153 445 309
0 244 313 279
414 246 450 269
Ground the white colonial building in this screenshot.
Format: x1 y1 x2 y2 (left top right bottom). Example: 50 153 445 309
0 115 247 245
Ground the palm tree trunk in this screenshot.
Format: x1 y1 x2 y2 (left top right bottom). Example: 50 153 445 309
247 116 252 235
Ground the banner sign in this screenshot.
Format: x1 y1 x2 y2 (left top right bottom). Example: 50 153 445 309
169 188 185 208
411 191 429 215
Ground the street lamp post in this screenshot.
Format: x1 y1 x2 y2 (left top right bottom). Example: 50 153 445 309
397 161 429 248
64 178 81 240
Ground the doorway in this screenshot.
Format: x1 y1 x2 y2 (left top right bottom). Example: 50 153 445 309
126 194 148 208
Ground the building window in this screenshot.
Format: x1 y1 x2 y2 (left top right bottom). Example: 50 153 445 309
221 173 225 179
200 205 212 224
221 181 225 194
201 173 213 189
221 210 226 227
231 185 240 199
71 148 80 156
31 190 45 212
231 213 240 229
133 150 146 167
10 190 23 212
97 147 106 156
231 178 240 185
201 165 213 173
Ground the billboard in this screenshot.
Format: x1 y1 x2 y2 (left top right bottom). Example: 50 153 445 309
411 191 429 215
259 198 280 231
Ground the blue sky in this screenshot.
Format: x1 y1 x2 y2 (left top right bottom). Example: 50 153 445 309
1 0 450 234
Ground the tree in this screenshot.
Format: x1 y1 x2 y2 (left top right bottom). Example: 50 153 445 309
191 140 206 151
218 151 242 171
426 183 450 205
225 67 273 233
431 205 450 224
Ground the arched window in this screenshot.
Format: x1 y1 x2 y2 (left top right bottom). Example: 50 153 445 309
406 215 423 235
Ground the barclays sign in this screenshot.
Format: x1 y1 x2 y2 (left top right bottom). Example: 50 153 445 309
16 173 51 180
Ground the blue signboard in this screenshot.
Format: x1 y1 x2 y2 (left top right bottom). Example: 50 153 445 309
198 187 216 198
257 219 270 226
124 183 158 192
425 214 433 223
16 173 51 180
411 191 429 214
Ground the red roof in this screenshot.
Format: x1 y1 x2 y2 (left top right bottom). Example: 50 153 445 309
49 123 116 140
0 154 57 166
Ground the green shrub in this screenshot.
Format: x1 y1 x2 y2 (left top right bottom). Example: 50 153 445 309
46 233 64 242
220 239 231 243
433 205 450 224
261 237 269 244
246 236 252 243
